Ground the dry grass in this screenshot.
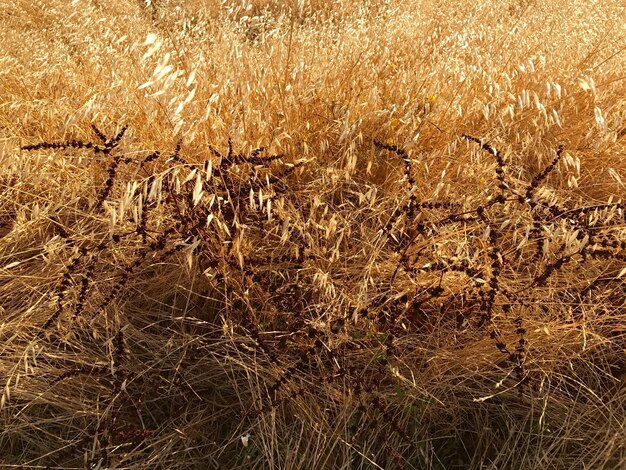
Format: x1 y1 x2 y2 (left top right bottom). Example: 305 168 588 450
1 0 626 468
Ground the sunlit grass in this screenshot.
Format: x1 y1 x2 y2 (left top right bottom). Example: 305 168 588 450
1 0 626 468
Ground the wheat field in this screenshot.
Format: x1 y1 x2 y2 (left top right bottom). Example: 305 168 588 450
1 0 626 468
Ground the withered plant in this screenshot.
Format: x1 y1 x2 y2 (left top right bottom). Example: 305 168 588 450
1 1 626 469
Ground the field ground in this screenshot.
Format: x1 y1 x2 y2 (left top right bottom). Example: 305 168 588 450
1 0 626 468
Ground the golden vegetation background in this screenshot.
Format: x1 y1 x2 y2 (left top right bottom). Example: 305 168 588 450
1 0 626 468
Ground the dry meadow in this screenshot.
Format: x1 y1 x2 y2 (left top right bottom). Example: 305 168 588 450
1 0 626 468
